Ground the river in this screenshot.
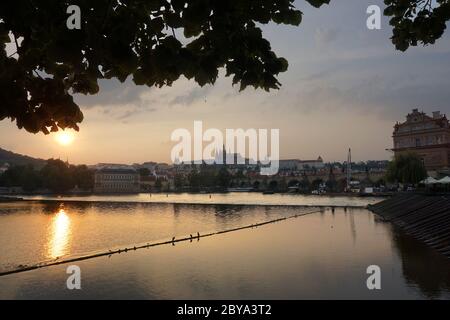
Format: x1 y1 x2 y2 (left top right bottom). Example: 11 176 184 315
0 193 449 299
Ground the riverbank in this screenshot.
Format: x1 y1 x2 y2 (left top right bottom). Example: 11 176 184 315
14 192 384 208
0 190 393 197
0 196 23 202
368 194 450 259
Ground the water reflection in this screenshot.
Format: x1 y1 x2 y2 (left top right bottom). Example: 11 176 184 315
48 207 71 259
213 204 244 217
391 228 450 299
0 203 450 299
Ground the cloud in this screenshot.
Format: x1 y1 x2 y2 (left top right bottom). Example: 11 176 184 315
169 86 212 106
314 27 339 45
74 78 154 108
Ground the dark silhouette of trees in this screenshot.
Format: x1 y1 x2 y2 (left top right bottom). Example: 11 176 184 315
0 158 94 192
384 0 450 51
336 178 347 193
154 177 163 191
0 0 332 134
138 168 151 177
386 152 427 184
216 166 231 188
1 1 446 134
0 164 41 191
174 173 184 191
325 166 337 192
188 168 200 190
269 180 278 191
70 164 94 190
40 159 74 192
311 178 323 191
300 174 311 192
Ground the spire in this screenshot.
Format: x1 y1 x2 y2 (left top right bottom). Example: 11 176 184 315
223 144 226 165
346 148 352 191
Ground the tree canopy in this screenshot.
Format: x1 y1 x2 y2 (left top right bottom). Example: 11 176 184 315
0 159 94 192
1 0 448 134
385 0 450 51
386 152 427 185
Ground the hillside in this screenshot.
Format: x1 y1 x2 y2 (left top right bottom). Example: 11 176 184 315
0 148 46 169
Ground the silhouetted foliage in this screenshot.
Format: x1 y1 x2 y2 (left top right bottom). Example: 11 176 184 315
174 173 184 190
311 178 323 190
138 168 151 177
216 166 231 188
1 1 445 134
386 152 427 184
0 0 332 134
269 180 278 190
154 177 163 190
0 164 40 191
385 0 450 51
40 159 74 192
326 166 336 191
0 158 94 192
336 178 347 192
70 164 94 190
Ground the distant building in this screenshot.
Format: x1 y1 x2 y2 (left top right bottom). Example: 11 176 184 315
298 156 325 170
392 109 450 171
155 163 170 172
278 157 324 172
138 162 157 172
279 159 300 171
89 163 133 170
94 167 140 193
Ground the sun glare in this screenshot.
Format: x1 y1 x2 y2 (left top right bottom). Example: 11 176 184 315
48 208 71 259
55 131 74 146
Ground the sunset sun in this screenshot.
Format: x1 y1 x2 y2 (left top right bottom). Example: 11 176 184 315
55 131 74 146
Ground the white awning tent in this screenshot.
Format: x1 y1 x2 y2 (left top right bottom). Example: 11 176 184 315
420 177 439 184
437 176 450 184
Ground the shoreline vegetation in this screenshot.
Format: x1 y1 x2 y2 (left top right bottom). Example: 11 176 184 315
1 158 392 196
1 153 436 198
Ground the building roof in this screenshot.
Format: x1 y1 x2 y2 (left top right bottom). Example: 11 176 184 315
97 168 138 174
394 109 449 132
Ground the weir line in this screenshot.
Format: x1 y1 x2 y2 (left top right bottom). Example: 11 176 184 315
0 208 325 277
20 198 370 208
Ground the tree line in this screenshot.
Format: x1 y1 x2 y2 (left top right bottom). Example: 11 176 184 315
0 153 428 194
0 159 94 193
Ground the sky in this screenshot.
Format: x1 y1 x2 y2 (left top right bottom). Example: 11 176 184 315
1 0 449 165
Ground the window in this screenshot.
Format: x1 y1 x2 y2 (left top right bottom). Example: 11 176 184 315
415 138 421 147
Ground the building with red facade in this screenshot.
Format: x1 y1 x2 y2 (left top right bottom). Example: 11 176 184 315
392 109 450 173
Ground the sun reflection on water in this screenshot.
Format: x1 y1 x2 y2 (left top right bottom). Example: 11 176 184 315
48 207 71 259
